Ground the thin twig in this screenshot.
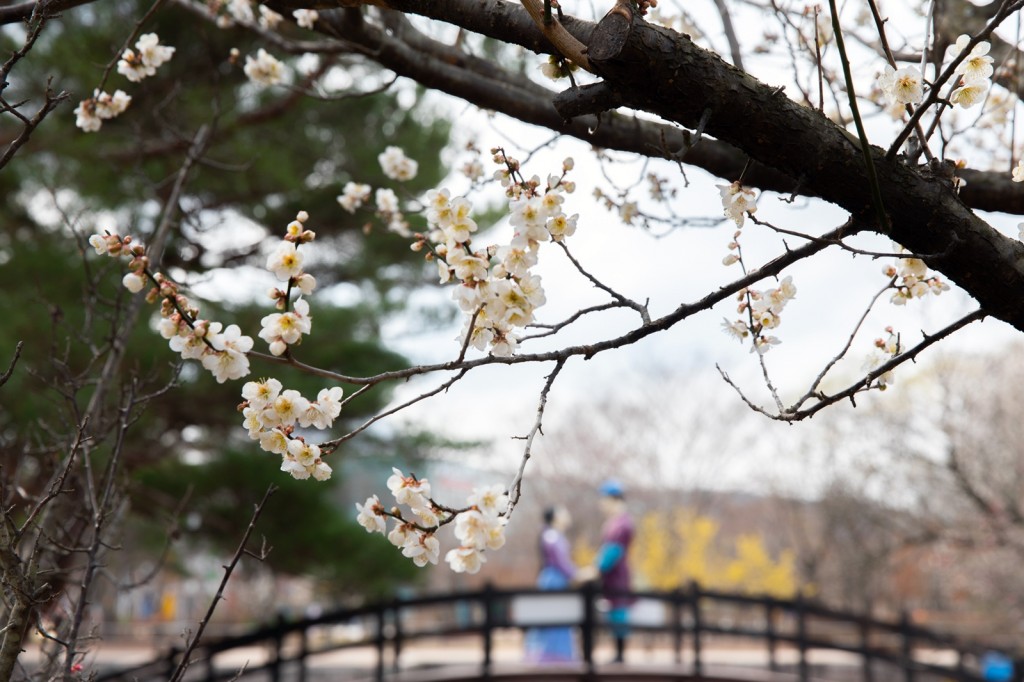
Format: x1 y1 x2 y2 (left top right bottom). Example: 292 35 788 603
507 359 566 513
556 241 650 324
828 0 890 232
0 341 24 389
168 485 277 682
720 308 986 421
319 369 471 453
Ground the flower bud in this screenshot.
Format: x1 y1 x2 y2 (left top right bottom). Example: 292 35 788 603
122 273 145 293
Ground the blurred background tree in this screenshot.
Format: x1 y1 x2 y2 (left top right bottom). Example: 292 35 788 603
0 0 454 602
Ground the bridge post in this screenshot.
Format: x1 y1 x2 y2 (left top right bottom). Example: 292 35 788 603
269 613 286 682
690 581 703 679
672 587 684 666
375 603 387 682
796 593 809 682
900 611 915 682
765 599 778 673
582 580 596 678
393 598 404 674
859 616 874 682
297 625 309 682
482 582 494 679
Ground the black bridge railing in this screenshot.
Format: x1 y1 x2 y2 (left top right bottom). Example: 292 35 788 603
95 582 1021 682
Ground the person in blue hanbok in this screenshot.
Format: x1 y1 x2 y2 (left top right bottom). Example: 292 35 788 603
524 506 578 662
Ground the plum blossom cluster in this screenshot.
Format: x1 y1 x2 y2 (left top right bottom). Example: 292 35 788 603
877 34 993 112
861 327 902 389
90 212 345 483
592 188 641 225
293 8 318 28
415 151 577 357
244 48 288 86
75 33 175 132
261 212 317 355
117 33 176 82
718 181 758 227
74 89 132 133
378 146 419 182
336 148 575 357
356 470 509 573
947 35 993 109
883 252 950 305
239 378 339 481
88 232 255 383
722 276 798 354
335 150 416 236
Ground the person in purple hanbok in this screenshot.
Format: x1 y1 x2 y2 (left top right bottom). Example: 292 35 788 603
524 506 578 662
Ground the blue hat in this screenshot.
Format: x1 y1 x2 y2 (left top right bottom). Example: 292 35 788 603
599 479 625 497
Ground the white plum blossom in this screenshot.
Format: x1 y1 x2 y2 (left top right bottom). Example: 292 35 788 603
1013 160 1024 183
468 484 509 516
402 534 441 567
280 453 310 479
950 79 989 108
752 335 781 354
266 241 304 281
388 522 415 548
259 297 312 355
258 428 288 454
722 318 749 341
74 100 103 132
258 4 284 28
298 386 343 429
293 8 318 27
226 0 254 22
446 546 486 574
337 182 371 212
74 92 130 132
244 49 287 86
93 90 132 120
540 59 562 80
356 496 387 534
242 377 283 408
170 320 222 360
311 460 332 481
375 188 400 214
117 34 174 82
294 272 317 295
117 49 151 82
387 468 431 508
877 64 924 105
263 388 310 427
950 35 994 81
122 272 146 293
136 33 175 70
283 448 330 481
378 146 419 181
201 324 253 383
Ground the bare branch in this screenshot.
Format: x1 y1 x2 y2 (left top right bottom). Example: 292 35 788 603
0 342 24 389
169 485 277 682
507 358 566 513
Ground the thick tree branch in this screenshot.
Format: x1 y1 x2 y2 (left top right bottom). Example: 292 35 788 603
309 0 1024 216
314 0 1024 329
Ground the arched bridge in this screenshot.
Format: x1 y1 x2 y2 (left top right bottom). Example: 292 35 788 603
95 583 1020 682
